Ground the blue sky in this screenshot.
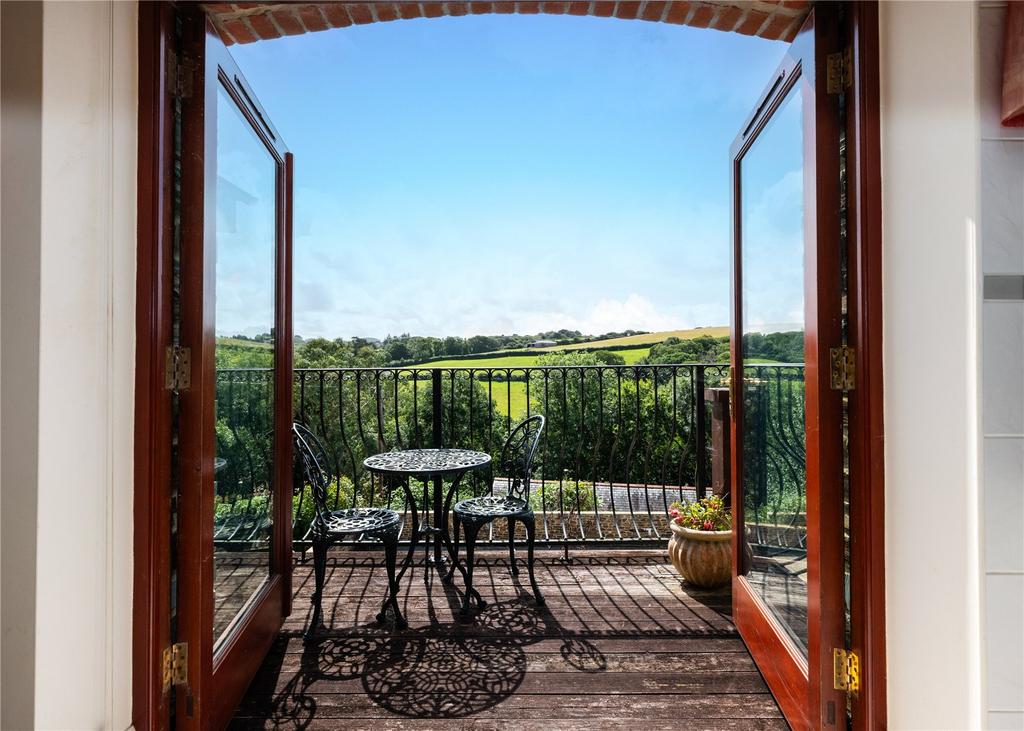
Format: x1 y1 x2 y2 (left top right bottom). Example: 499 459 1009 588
226 14 791 340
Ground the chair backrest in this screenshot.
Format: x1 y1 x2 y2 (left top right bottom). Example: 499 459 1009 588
292 422 334 525
499 415 545 501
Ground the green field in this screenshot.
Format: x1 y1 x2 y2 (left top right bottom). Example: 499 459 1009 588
413 345 652 370
534 326 729 351
410 353 545 369
217 337 272 349
486 381 529 418
401 327 731 416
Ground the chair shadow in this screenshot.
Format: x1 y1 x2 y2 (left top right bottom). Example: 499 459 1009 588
245 552 746 728
251 555 616 727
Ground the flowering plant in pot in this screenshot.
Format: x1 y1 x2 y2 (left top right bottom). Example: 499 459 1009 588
666 495 732 588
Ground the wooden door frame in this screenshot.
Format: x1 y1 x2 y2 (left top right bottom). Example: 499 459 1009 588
133 3 887 729
133 3 175 729
134 4 295 729
845 3 887 729
728 6 845 728
177 6 294 729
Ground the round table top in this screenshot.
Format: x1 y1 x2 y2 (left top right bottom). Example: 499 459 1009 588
363 448 491 477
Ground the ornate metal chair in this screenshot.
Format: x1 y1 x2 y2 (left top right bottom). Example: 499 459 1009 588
292 422 407 636
448 415 546 616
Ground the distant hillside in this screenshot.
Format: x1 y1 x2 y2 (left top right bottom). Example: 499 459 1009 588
217 337 272 349
533 326 729 352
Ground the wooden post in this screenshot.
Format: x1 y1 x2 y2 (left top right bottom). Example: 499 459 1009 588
705 387 731 502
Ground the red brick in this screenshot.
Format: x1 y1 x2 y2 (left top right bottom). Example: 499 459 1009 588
374 4 400 22
270 8 305 35
246 12 282 40
397 3 423 20
734 9 768 36
518 2 541 14
759 12 793 41
711 4 743 32
780 0 811 9
542 2 568 14
297 5 329 32
217 27 235 46
614 1 641 19
687 3 713 27
321 3 353 26
229 3 262 10
469 2 495 14
777 15 802 41
592 1 616 17
567 1 590 15
345 3 374 23
664 0 689 24
447 2 470 16
221 17 257 44
202 3 235 13
641 1 668 21
421 2 445 17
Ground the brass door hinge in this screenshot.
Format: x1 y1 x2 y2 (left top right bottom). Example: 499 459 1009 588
830 346 855 391
833 648 861 696
162 642 188 692
827 47 852 94
165 345 191 391
167 50 196 99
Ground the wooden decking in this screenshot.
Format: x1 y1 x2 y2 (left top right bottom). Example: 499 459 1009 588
229 549 786 730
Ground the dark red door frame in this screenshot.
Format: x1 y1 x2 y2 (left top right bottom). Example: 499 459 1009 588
846 4 887 729
133 3 175 730
133 3 887 728
729 7 846 728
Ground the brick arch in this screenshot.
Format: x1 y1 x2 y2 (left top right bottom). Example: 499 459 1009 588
204 2 812 46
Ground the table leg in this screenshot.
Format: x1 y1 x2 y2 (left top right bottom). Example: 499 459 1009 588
394 477 419 585
430 474 443 566
438 471 481 605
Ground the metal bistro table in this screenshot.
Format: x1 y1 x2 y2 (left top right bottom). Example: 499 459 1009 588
363 449 491 585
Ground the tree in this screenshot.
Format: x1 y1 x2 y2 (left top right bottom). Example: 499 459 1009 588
295 337 351 368
467 335 499 354
384 338 412 363
442 336 467 356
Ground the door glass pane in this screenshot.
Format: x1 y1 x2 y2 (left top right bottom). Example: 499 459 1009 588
739 85 808 655
213 83 277 647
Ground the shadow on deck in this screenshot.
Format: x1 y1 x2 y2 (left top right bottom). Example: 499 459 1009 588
228 550 785 730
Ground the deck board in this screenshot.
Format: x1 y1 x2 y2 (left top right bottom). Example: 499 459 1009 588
229 549 786 730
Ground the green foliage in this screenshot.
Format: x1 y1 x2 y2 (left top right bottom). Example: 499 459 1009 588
669 494 731 531
528 480 602 514
295 337 384 368
590 350 625 365
527 351 700 486
642 335 727 365
742 331 804 363
216 341 274 369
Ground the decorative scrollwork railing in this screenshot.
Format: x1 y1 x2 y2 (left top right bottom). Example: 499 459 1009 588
212 363 806 551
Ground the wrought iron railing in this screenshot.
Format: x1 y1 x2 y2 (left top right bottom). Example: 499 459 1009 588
213 364 806 551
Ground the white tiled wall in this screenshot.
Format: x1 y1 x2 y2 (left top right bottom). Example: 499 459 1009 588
980 4 1024 729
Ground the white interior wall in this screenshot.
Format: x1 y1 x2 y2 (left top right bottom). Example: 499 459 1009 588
879 2 984 729
32 1 137 728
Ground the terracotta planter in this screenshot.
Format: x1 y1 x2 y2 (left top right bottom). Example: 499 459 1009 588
667 522 732 588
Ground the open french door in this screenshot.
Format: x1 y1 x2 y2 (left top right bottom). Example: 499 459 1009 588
175 9 293 729
729 6 847 730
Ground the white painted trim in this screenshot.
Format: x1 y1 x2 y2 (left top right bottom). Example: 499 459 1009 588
880 2 984 727
33 1 137 727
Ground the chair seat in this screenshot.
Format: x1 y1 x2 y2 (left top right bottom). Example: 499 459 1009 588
322 507 401 536
454 495 529 518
